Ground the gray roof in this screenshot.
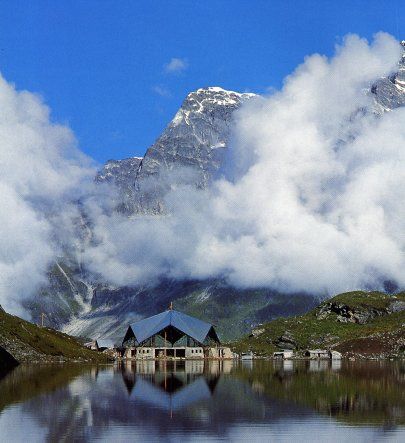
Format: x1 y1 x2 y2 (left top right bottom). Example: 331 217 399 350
128 310 213 344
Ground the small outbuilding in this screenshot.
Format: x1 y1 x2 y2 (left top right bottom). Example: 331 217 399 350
305 349 330 359
330 350 342 360
84 340 99 351
84 339 114 352
273 350 294 360
305 349 343 360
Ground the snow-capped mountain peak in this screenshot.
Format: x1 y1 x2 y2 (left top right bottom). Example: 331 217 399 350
96 86 257 213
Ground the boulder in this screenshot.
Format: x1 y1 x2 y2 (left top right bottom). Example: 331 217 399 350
275 331 297 350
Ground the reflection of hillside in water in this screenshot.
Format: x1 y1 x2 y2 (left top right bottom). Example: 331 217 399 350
0 360 403 441
235 360 405 427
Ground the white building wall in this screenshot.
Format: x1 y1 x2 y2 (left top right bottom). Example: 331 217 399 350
136 347 154 359
185 347 204 358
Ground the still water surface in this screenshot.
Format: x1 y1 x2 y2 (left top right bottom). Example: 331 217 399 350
0 359 404 442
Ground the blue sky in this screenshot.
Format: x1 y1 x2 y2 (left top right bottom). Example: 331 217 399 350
0 0 403 163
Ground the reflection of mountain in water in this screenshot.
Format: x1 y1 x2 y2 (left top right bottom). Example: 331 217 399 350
0 361 403 441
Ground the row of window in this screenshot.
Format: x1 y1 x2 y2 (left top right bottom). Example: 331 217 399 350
136 348 203 354
138 349 151 354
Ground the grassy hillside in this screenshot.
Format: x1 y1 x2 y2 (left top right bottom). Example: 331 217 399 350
0 308 106 363
233 291 405 359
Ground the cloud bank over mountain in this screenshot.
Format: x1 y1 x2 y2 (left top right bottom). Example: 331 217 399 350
0 75 98 312
0 33 404 313
85 33 404 294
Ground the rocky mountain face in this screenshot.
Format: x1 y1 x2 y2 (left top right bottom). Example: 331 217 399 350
60 279 317 342
29 44 405 341
24 260 94 329
372 40 405 112
96 87 256 213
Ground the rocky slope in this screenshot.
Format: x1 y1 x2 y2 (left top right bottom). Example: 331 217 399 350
233 291 405 359
372 40 405 112
96 87 256 213
60 279 318 342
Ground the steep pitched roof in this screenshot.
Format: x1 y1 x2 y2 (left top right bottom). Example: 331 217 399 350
128 309 213 344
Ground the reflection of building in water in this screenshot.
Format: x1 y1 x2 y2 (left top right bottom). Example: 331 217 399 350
131 377 213 412
121 306 233 360
185 359 205 374
283 360 294 372
206 359 233 375
331 359 342 371
118 360 221 412
241 359 254 370
90 367 99 380
135 359 156 374
309 359 330 372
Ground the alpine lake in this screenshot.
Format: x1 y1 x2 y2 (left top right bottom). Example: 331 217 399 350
0 359 404 442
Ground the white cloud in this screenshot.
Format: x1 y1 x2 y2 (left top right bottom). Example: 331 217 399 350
0 73 96 314
152 85 172 97
164 57 188 74
1 32 404 317
83 33 405 296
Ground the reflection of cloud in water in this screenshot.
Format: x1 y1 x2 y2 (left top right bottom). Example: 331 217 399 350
0 361 403 441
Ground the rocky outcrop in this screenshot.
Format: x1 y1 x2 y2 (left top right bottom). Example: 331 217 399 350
316 296 405 325
316 302 387 324
388 300 405 313
251 327 265 338
372 41 405 112
274 331 297 350
96 157 143 213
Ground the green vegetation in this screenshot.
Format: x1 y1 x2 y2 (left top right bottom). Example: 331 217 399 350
232 291 405 358
0 308 106 363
